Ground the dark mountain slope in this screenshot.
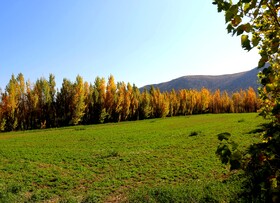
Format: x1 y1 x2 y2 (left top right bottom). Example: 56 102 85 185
140 67 263 93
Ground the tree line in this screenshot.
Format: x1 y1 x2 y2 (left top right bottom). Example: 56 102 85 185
0 73 260 132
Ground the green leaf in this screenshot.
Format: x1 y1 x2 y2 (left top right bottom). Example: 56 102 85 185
217 4 223 12
261 4 267 10
236 25 245 35
252 35 260 47
253 8 259 18
229 5 238 16
225 11 234 23
243 3 251 13
241 34 248 43
226 24 234 34
223 2 231 10
241 34 252 50
258 57 267 68
217 132 231 141
271 39 279 53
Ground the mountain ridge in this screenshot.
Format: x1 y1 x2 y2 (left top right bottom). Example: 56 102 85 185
140 67 263 93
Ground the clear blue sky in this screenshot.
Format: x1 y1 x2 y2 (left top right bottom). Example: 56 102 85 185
0 0 259 90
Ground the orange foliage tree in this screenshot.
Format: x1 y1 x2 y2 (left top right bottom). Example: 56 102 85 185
0 73 260 131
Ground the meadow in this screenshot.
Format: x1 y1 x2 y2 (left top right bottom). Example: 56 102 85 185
0 113 265 202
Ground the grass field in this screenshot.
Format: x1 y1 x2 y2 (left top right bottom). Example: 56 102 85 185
0 113 265 202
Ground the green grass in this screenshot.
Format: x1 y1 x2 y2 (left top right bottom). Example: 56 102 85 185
0 113 265 202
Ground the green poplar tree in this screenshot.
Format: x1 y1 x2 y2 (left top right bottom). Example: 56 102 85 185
26 79 38 129
16 73 26 130
130 84 140 120
92 77 107 123
47 74 56 127
56 79 73 126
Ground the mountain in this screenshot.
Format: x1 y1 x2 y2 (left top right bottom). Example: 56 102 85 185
140 67 263 93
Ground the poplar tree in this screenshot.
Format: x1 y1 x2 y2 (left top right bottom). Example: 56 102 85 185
92 77 106 123
211 89 222 113
47 74 56 127
150 87 169 118
169 89 179 117
0 89 6 131
56 79 73 126
221 91 232 113
33 77 52 128
105 75 117 122
200 87 211 113
160 92 170 117
126 83 133 120
83 81 94 124
178 89 188 115
245 87 258 112
26 79 38 129
70 75 86 125
232 91 242 113
139 88 152 119
5 74 19 130
186 90 197 115
129 84 140 120
115 82 130 121
15 73 26 130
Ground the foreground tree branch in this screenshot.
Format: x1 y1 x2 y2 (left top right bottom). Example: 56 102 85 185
213 0 280 202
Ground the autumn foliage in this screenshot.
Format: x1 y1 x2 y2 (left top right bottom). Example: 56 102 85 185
0 73 260 131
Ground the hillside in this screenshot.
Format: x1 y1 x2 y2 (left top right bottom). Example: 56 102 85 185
141 67 263 93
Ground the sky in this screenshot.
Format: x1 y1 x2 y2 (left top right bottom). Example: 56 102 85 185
0 0 260 90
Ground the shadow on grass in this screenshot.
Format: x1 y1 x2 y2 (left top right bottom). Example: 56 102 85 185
246 123 268 134
189 131 204 137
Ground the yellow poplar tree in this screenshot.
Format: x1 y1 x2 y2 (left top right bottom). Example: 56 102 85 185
71 75 86 125
105 75 117 122
139 88 152 119
200 87 211 113
5 74 20 130
169 89 179 117
178 89 188 115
